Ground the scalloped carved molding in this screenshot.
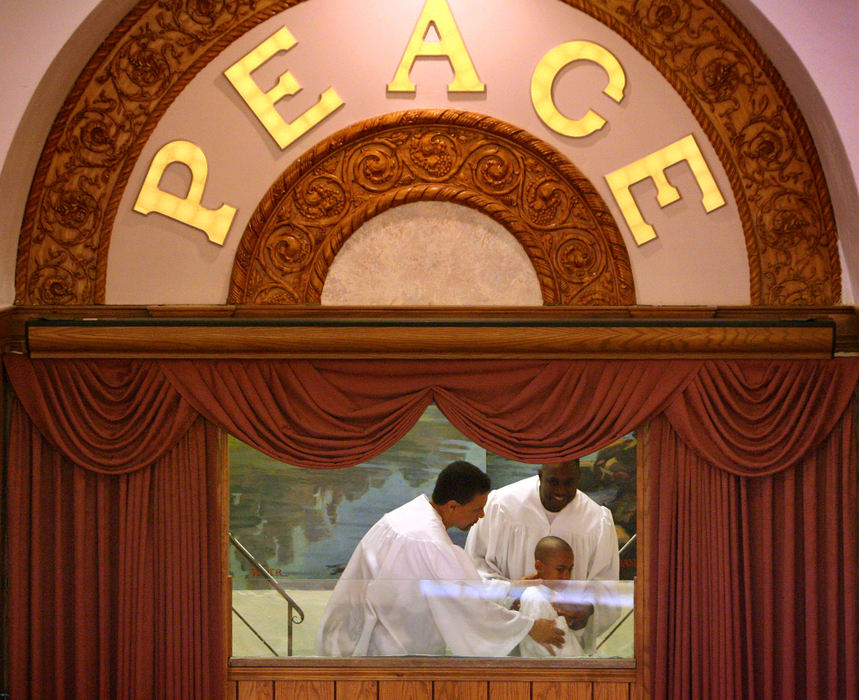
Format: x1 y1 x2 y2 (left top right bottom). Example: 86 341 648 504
228 111 634 305
14 0 840 306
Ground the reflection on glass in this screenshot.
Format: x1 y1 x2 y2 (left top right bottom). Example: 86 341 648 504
230 405 636 658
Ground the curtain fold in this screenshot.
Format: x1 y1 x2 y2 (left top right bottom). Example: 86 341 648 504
431 359 695 462
160 359 697 465
648 417 754 700
649 403 857 700
4 356 198 473
159 359 436 468
7 397 119 699
5 355 857 700
663 359 859 475
7 397 225 700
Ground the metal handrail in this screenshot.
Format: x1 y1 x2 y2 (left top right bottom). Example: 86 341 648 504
618 532 636 558
231 607 280 657
595 606 634 652
229 531 305 656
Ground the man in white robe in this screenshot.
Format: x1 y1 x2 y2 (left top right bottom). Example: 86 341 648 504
464 460 620 652
315 461 564 657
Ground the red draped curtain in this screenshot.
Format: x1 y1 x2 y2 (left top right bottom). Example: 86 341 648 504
649 362 858 700
5 360 225 700
158 359 693 466
4 356 857 700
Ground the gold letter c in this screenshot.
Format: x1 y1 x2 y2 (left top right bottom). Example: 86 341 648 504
531 40 626 138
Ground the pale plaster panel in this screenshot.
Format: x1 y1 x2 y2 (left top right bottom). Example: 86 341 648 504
321 202 543 305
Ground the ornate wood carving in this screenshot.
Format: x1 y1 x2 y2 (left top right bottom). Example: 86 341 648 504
590 0 840 306
228 111 634 305
15 0 287 305
14 0 841 306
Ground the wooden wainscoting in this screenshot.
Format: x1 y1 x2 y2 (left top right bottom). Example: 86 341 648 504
227 662 640 700
227 675 639 699
227 679 637 699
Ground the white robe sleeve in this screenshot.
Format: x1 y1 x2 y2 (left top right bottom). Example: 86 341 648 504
464 497 510 580
587 506 620 581
517 586 585 658
314 534 380 657
577 508 621 652
366 537 532 657
316 497 533 657
517 587 558 658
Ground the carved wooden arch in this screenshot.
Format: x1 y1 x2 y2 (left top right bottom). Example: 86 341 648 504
228 110 634 305
14 0 840 305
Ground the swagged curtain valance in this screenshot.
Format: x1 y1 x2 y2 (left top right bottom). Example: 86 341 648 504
5 357 857 700
9 358 857 473
7 358 698 471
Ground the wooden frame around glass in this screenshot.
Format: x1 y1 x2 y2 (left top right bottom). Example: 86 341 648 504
220 360 648 700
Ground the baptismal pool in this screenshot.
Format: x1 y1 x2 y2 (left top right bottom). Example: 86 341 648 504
229 404 637 658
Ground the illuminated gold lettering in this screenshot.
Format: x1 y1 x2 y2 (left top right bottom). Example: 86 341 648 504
604 134 727 245
224 26 344 149
531 41 626 138
133 140 237 246
387 0 485 93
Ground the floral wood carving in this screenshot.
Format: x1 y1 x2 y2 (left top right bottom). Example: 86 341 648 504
15 0 840 305
591 0 840 305
228 110 634 305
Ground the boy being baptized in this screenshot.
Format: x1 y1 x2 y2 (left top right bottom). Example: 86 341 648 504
517 535 588 657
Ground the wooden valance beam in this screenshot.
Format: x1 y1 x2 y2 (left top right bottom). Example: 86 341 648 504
12 306 848 359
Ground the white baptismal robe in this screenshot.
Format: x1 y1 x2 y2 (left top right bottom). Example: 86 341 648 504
464 476 620 651
517 585 586 657
315 494 533 657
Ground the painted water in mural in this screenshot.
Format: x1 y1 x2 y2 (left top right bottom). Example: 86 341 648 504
229 405 636 588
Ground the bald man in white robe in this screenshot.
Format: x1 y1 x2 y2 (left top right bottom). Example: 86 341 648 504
464 460 620 652
315 461 564 657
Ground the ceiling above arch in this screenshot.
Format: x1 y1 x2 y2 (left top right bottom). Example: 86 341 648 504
13 0 840 306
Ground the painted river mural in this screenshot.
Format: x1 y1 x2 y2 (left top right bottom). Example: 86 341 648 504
229 404 637 588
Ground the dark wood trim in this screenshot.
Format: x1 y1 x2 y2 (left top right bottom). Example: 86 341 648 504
0 344 7 698
227 658 636 683
25 321 834 359
218 428 231 697
4 304 854 358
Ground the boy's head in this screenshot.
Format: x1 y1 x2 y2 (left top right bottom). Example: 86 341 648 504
533 535 574 581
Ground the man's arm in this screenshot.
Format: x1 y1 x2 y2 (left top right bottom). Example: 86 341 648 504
425 544 533 657
553 600 595 630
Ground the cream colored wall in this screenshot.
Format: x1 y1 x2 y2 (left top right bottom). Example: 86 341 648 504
0 0 856 307
722 0 859 303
